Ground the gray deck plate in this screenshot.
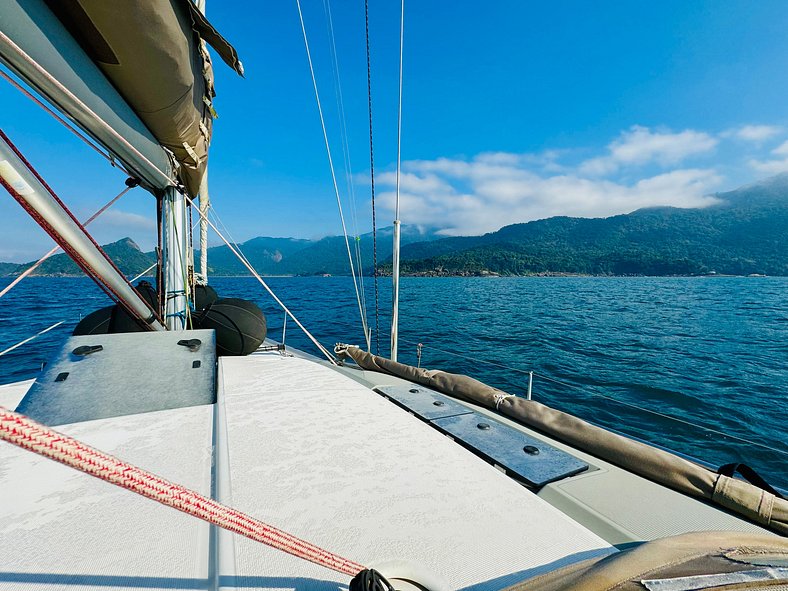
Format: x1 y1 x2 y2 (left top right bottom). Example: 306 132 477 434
375 384 475 420
432 413 589 487
16 329 216 425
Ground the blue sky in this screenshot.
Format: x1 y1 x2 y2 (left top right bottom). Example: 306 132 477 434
3 1 788 261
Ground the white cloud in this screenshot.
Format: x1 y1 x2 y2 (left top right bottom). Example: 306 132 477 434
91 210 157 231
379 151 722 235
772 140 788 156
748 140 788 174
749 158 788 175
580 125 718 175
725 124 783 142
369 122 788 235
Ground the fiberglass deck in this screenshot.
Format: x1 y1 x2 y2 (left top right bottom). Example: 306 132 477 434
0 352 614 590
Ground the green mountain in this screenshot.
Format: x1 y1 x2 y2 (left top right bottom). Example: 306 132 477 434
0 262 20 276
195 237 314 275
4 174 788 277
394 175 788 276
7 238 156 277
0 227 440 278
195 225 441 276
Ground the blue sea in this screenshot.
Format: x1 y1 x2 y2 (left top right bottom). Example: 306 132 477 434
1 275 786 489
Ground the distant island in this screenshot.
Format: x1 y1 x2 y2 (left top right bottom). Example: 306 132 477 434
3 174 788 278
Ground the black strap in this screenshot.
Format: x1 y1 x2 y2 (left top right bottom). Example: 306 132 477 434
718 463 785 499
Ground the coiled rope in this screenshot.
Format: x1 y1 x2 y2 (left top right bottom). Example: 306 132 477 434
0 405 366 577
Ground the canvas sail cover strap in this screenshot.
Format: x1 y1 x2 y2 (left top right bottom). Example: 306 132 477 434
44 0 242 197
338 346 788 537
181 1 243 76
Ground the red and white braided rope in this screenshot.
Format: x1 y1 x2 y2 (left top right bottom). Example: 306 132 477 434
0 406 365 578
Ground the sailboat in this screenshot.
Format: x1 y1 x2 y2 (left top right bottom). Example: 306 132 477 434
0 2 786 590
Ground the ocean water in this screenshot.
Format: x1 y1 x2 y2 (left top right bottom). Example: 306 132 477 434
1 275 786 489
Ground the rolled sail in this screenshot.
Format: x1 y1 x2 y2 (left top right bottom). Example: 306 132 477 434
0 0 241 197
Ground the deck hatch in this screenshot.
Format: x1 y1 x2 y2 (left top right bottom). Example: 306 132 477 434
374 384 475 420
16 329 216 426
431 413 589 487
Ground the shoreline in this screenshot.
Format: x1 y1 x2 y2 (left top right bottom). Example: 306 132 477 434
0 273 774 279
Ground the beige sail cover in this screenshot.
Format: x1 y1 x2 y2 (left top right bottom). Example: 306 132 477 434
339 346 787 537
503 531 788 591
46 0 243 197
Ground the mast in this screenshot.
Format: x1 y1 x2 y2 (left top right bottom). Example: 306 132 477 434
197 169 210 284
161 187 190 330
390 0 405 361
196 0 210 286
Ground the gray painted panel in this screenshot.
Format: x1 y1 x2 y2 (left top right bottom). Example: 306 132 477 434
17 330 216 425
432 413 589 487
375 383 474 420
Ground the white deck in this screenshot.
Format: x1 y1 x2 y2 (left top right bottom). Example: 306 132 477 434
0 352 613 590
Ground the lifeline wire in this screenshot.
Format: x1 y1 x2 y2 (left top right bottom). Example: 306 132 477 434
295 0 370 350
0 406 365 577
403 337 788 459
0 321 63 358
0 184 135 300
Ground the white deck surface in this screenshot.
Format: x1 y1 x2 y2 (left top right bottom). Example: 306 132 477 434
216 353 613 591
0 353 613 590
0 378 34 409
0 403 213 590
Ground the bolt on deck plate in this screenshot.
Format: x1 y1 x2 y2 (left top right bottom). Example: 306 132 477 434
432 413 589 487
374 384 474 420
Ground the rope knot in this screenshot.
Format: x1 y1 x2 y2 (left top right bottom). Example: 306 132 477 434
493 393 514 411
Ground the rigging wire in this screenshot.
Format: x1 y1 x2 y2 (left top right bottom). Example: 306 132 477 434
184 195 337 364
0 183 136 300
208 206 257 272
364 0 380 355
0 321 64 358
394 0 404 227
389 0 405 361
322 0 371 351
0 67 119 169
295 0 370 350
402 337 788 459
129 262 157 284
0 32 175 189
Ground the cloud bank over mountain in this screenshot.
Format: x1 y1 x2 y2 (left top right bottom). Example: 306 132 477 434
376 124 787 235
